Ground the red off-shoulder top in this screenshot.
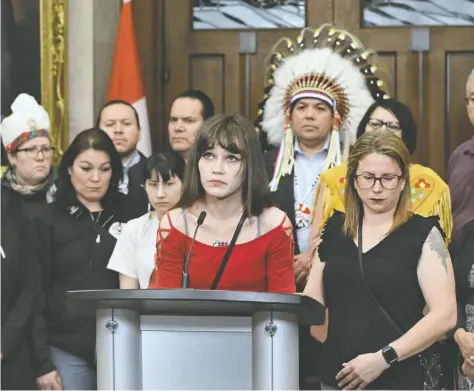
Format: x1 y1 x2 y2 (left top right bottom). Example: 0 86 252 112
149 212 295 293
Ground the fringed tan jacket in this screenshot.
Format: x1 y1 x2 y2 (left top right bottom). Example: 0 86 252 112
309 163 452 256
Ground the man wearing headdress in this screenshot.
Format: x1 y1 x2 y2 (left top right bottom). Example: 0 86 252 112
256 24 388 388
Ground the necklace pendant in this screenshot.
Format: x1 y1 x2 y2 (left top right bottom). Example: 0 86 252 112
213 240 228 247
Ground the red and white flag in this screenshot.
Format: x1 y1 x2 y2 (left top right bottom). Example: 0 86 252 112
106 0 152 157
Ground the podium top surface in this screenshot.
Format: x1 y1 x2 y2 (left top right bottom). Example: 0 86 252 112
68 289 324 326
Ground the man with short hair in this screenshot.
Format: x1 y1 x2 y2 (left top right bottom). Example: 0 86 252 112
447 68 474 389
265 97 333 280
447 68 474 236
168 90 214 162
97 99 148 219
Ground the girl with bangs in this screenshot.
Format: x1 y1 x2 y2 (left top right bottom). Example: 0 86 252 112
107 150 185 289
149 114 295 293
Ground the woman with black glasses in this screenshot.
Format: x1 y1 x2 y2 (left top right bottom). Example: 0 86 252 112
304 131 456 390
306 99 454 387
1 93 56 217
0 94 56 389
310 98 452 249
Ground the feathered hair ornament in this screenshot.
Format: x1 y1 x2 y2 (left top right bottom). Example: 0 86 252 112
256 24 389 192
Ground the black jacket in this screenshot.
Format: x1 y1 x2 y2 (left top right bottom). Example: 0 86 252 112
1 185 39 389
123 152 148 221
451 220 474 329
264 149 300 254
1 177 53 218
26 197 129 375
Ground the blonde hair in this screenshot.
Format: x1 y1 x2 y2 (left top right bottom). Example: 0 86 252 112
343 130 412 237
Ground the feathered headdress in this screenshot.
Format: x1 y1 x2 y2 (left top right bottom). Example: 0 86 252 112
256 24 389 192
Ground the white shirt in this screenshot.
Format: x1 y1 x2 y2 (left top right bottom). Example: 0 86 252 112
293 137 329 254
118 149 141 195
107 212 159 289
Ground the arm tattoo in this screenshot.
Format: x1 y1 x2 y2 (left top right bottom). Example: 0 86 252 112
426 228 449 272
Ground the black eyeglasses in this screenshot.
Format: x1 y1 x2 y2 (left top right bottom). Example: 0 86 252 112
355 174 402 190
16 146 55 159
367 118 401 132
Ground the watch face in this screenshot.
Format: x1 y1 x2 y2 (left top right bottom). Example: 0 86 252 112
382 346 398 365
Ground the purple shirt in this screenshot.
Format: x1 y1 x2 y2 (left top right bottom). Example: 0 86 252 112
447 135 474 234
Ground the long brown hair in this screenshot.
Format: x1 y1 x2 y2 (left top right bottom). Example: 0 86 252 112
177 113 273 217
343 130 412 237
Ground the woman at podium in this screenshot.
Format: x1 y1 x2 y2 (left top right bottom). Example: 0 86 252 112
149 114 295 293
107 150 185 288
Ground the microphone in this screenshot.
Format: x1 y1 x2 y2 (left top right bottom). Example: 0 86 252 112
181 211 207 288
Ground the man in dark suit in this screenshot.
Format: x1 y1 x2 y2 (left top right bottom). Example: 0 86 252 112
97 100 148 220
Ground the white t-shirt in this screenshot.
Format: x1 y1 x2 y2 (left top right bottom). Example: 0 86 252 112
107 213 159 289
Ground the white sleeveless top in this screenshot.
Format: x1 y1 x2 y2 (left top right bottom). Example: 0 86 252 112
107 212 159 288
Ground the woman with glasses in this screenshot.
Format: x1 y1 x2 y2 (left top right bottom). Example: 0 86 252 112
303 130 456 390
0 94 55 389
310 98 452 256
1 93 55 215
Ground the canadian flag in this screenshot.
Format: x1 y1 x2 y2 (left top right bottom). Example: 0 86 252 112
106 0 152 157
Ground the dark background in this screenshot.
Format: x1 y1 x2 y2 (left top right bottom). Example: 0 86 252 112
1 0 41 163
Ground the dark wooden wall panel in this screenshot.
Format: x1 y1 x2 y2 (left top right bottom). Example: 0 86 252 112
132 0 474 173
189 54 226 114
376 52 397 97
